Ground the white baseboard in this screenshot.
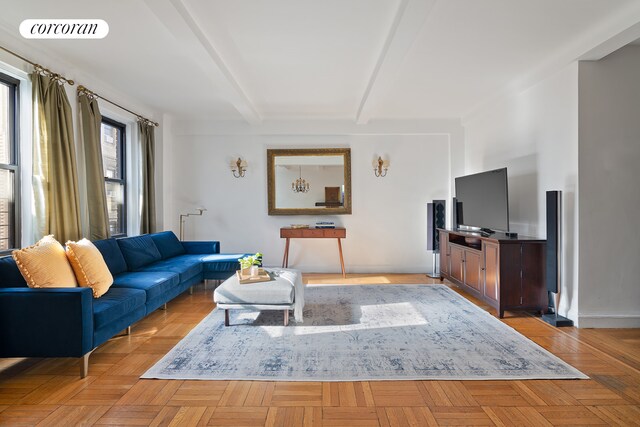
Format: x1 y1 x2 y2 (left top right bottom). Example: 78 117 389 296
276 265 431 274
577 314 640 328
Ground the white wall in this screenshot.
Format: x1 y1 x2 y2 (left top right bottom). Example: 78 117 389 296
578 46 640 328
463 64 580 322
163 121 462 273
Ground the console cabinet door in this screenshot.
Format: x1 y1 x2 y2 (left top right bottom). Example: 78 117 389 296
463 250 482 293
483 242 499 302
450 245 464 283
439 232 449 275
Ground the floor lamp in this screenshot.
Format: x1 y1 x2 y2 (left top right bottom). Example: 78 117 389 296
179 208 206 241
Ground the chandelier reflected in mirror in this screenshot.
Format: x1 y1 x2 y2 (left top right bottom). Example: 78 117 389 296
291 166 310 193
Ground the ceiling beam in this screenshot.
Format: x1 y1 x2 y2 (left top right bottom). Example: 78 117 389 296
355 0 436 124
144 0 262 124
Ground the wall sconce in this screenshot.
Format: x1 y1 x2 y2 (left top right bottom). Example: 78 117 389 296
230 157 247 178
373 156 389 177
179 207 207 240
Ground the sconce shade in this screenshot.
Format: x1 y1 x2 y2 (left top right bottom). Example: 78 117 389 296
372 158 389 168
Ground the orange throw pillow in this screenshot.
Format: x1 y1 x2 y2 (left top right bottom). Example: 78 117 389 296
66 238 114 298
12 235 78 288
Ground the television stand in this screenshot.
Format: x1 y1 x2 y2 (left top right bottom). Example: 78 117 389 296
437 228 547 318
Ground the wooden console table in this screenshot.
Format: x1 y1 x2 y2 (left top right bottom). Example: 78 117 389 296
280 227 346 277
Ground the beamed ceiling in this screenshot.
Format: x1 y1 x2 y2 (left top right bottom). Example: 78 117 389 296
0 0 639 123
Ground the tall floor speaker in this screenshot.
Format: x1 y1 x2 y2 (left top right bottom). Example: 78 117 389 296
542 190 573 327
427 200 446 277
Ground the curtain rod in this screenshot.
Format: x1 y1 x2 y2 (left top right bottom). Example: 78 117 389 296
78 85 159 127
0 45 158 127
0 45 75 86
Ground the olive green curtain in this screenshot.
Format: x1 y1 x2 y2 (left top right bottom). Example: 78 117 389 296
31 72 82 242
78 92 110 240
139 121 156 234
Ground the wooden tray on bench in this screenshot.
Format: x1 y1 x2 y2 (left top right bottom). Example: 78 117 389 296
236 268 273 284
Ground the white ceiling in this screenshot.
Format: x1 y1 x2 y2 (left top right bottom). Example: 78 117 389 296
0 0 638 123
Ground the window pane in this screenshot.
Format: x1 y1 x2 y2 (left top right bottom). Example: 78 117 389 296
105 181 125 235
0 83 11 164
0 169 14 250
101 122 122 179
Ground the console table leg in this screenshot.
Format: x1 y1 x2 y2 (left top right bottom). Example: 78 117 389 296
225 309 230 326
337 238 346 278
284 309 289 326
286 238 289 267
282 238 290 268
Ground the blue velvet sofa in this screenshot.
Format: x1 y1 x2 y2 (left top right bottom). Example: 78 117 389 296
0 231 249 377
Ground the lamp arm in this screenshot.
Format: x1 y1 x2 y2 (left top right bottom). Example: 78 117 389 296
179 209 207 240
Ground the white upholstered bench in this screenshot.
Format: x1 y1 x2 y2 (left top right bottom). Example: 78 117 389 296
213 268 304 326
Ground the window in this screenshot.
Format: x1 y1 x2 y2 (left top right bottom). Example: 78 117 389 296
101 117 126 237
0 72 19 252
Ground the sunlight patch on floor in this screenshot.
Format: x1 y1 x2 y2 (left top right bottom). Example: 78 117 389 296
291 302 428 336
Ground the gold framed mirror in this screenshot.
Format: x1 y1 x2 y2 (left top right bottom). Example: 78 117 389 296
267 148 352 215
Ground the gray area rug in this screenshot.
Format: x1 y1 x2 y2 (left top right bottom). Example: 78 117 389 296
142 284 587 381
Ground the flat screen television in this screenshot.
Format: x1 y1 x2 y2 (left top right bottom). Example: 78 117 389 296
454 168 509 232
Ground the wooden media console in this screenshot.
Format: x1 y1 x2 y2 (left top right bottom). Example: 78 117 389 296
438 229 547 318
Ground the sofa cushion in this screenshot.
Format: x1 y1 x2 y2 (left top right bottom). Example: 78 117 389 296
66 239 114 298
117 235 162 271
201 253 251 272
93 287 146 329
0 256 27 288
93 238 128 276
12 235 78 289
137 255 203 282
111 271 180 302
150 231 185 259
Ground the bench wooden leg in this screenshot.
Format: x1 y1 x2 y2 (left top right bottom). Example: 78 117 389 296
284 309 289 326
80 353 90 378
225 309 230 326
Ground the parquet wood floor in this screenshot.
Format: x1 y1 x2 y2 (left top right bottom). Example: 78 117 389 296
0 274 638 426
